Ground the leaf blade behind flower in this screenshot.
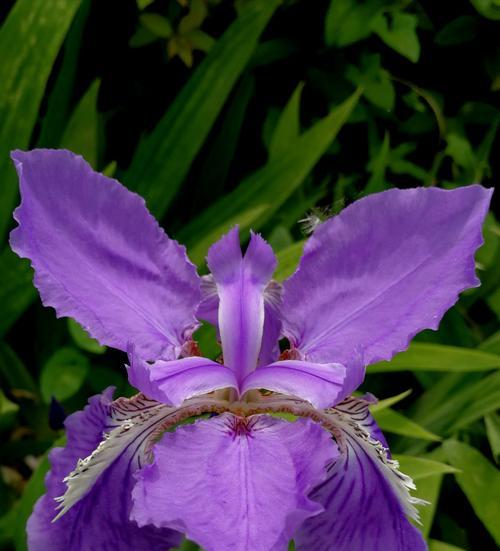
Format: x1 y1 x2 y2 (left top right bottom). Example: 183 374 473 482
0 0 83 242
124 0 281 219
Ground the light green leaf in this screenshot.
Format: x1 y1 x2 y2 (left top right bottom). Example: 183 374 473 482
484 412 500 462
429 540 467 551
480 330 500 355
0 389 19 431
347 54 395 111
67 318 106 355
393 454 459 480
179 89 361 265
60 80 101 168
325 0 383 47
415 475 443 538
369 343 500 373
269 82 304 160
409 371 500 443
0 248 36 338
443 440 500 545
0 0 83 242
373 408 442 441
275 241 305 281
40 348 90 403
124 0 280 220
37 0 91 148
372 12 420 62
139 13 173 38
470 0 500 20
369 389 412 412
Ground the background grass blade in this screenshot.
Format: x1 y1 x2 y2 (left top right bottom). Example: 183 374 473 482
0 249 35 338
443 439 500 545
178 89 361 264
369 342 500 373
123 0 281 219
0 0 83 242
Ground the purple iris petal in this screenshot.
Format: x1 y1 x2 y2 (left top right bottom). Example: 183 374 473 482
207 227 276 382
27 389 181 550
296 397 427 551
128 350 238 406
10 149 201 360
132 412 337 551
282 186 493 383
241 359 347 409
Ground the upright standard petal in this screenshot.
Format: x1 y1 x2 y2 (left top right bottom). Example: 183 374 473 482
207 228 276 382
282 186 492 374
10 149 201 360
295 397 427 551
132 413 338 551
128 351 238 406
27 390 181 551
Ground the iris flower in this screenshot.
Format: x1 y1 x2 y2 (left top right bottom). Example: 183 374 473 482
10 150 491 551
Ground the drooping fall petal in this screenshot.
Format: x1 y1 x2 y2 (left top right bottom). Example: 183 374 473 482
10 149 201 360
27 390 181 551
131 413 338 551
295 397 427 551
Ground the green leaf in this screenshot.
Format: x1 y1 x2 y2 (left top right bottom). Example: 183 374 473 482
369 389 412 412
365 131 390 194
67 318 106 355
470 0 500 20
178 89 361 265
393 454 459 480
410 371 500 443
485 412 500 462
37 0 91 148
268 82 304 160
443 440 500 545
275 241 305 281
0 342 37 395
0 248 36 338
369 343 500 373
0 0 83 242
346 54 395 111
435 16 479 46
196 74 255 201
13 436 66 551
373 408 442 441
60 79 101 168
325 0 383 47
40 348 90 403
429 540 467 551
0 389 19 431
124 0 280 220
415 474 443 538
372 12 420 62
480 330 500 355
139 13 173 38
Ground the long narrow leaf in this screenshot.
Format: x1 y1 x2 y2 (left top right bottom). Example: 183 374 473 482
0 249 35 338
124 0 280 218
0 0 83 242
179 89 361 264
369 342 500 373
443 440 500 545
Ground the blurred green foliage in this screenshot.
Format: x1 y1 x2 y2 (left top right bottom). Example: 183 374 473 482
0 0 499 549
